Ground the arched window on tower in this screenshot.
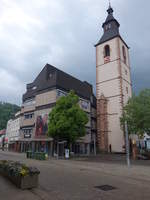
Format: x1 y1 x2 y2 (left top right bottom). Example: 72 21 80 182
104 45 110 57
122 46 126 64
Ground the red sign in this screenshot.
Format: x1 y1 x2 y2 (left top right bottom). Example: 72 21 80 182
104 56 110 63
0 129 6 135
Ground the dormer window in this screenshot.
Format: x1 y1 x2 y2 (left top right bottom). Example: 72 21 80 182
104 45 110 57
32 86 37 90
122 46 126 64
49 73 53 79
46 72 54 80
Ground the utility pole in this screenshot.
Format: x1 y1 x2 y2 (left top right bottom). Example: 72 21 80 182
125 121 130 167
94 134 97 156
57 142 59 160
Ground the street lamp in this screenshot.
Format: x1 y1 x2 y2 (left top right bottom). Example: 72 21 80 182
125 121 131 167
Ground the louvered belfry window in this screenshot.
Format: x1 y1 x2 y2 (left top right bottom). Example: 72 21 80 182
104 45 110 57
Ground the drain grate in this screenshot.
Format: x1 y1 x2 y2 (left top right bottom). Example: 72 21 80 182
80 168 86 171
95 185 116 191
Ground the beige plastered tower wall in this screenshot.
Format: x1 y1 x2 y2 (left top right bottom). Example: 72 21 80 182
96 36 132 152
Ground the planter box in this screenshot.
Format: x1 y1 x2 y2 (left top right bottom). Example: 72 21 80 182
9 174 39 189
0 171 39 189
0 161 40 190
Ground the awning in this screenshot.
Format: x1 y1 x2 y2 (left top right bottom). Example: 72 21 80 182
9 141 16 144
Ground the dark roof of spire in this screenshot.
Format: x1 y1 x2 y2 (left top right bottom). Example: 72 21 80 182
95 5 128 48
102 7 120 28
96 28 120 46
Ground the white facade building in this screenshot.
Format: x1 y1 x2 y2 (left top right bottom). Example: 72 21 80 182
0 130 6 148
6 111 21 144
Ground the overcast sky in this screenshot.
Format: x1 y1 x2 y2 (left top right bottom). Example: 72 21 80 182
0 0 150 105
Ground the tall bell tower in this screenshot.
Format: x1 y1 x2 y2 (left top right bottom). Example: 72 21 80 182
95 4 132 152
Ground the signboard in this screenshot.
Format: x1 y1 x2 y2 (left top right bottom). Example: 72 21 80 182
24 133 31 139
146 140 150 150
35 114 48 137
65 149 70 159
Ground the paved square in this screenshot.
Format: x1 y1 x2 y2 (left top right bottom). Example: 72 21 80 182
0 151 150 200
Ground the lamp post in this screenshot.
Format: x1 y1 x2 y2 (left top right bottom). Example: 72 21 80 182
125 121 130 167
94 134 97 156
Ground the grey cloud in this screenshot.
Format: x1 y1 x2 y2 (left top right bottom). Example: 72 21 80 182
0 0 150 105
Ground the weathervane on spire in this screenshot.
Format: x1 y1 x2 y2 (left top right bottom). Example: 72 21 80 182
107 0 113 14
109 0 111 8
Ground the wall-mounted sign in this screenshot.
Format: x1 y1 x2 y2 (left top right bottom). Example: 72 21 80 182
65 149 70 159
147 139 150 150
24 133 31 138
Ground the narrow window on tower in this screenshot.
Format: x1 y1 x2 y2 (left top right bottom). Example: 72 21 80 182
122 46 126 64
126 87 128 94
104 45 110 63
104 45 110 57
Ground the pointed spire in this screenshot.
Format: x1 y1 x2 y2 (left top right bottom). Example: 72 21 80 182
107 0 113 15
95 1 120 46
95 1 129 48
109 0 111 8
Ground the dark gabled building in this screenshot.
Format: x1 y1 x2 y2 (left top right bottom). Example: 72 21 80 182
23 64 93 102
19 64 96 155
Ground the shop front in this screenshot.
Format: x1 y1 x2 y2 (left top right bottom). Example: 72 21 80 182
19 138 53 156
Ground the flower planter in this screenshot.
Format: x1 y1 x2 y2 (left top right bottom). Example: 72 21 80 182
0 160 40 189
6 174 39 189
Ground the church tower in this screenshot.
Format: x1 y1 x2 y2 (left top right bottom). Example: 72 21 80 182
95 4 132 152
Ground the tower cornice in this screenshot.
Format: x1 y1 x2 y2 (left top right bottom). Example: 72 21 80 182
95 35 129 49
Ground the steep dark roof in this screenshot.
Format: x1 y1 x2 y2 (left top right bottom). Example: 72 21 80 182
96 27 120 46
23 64 94 101
95 6 129 48
56 67 93 99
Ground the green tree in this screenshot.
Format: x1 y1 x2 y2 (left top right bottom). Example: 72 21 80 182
120 89 150 137
48 91 88 145
0 102 20 130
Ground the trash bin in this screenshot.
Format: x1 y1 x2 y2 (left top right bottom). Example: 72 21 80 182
26 151 32 159
26 151 29 159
